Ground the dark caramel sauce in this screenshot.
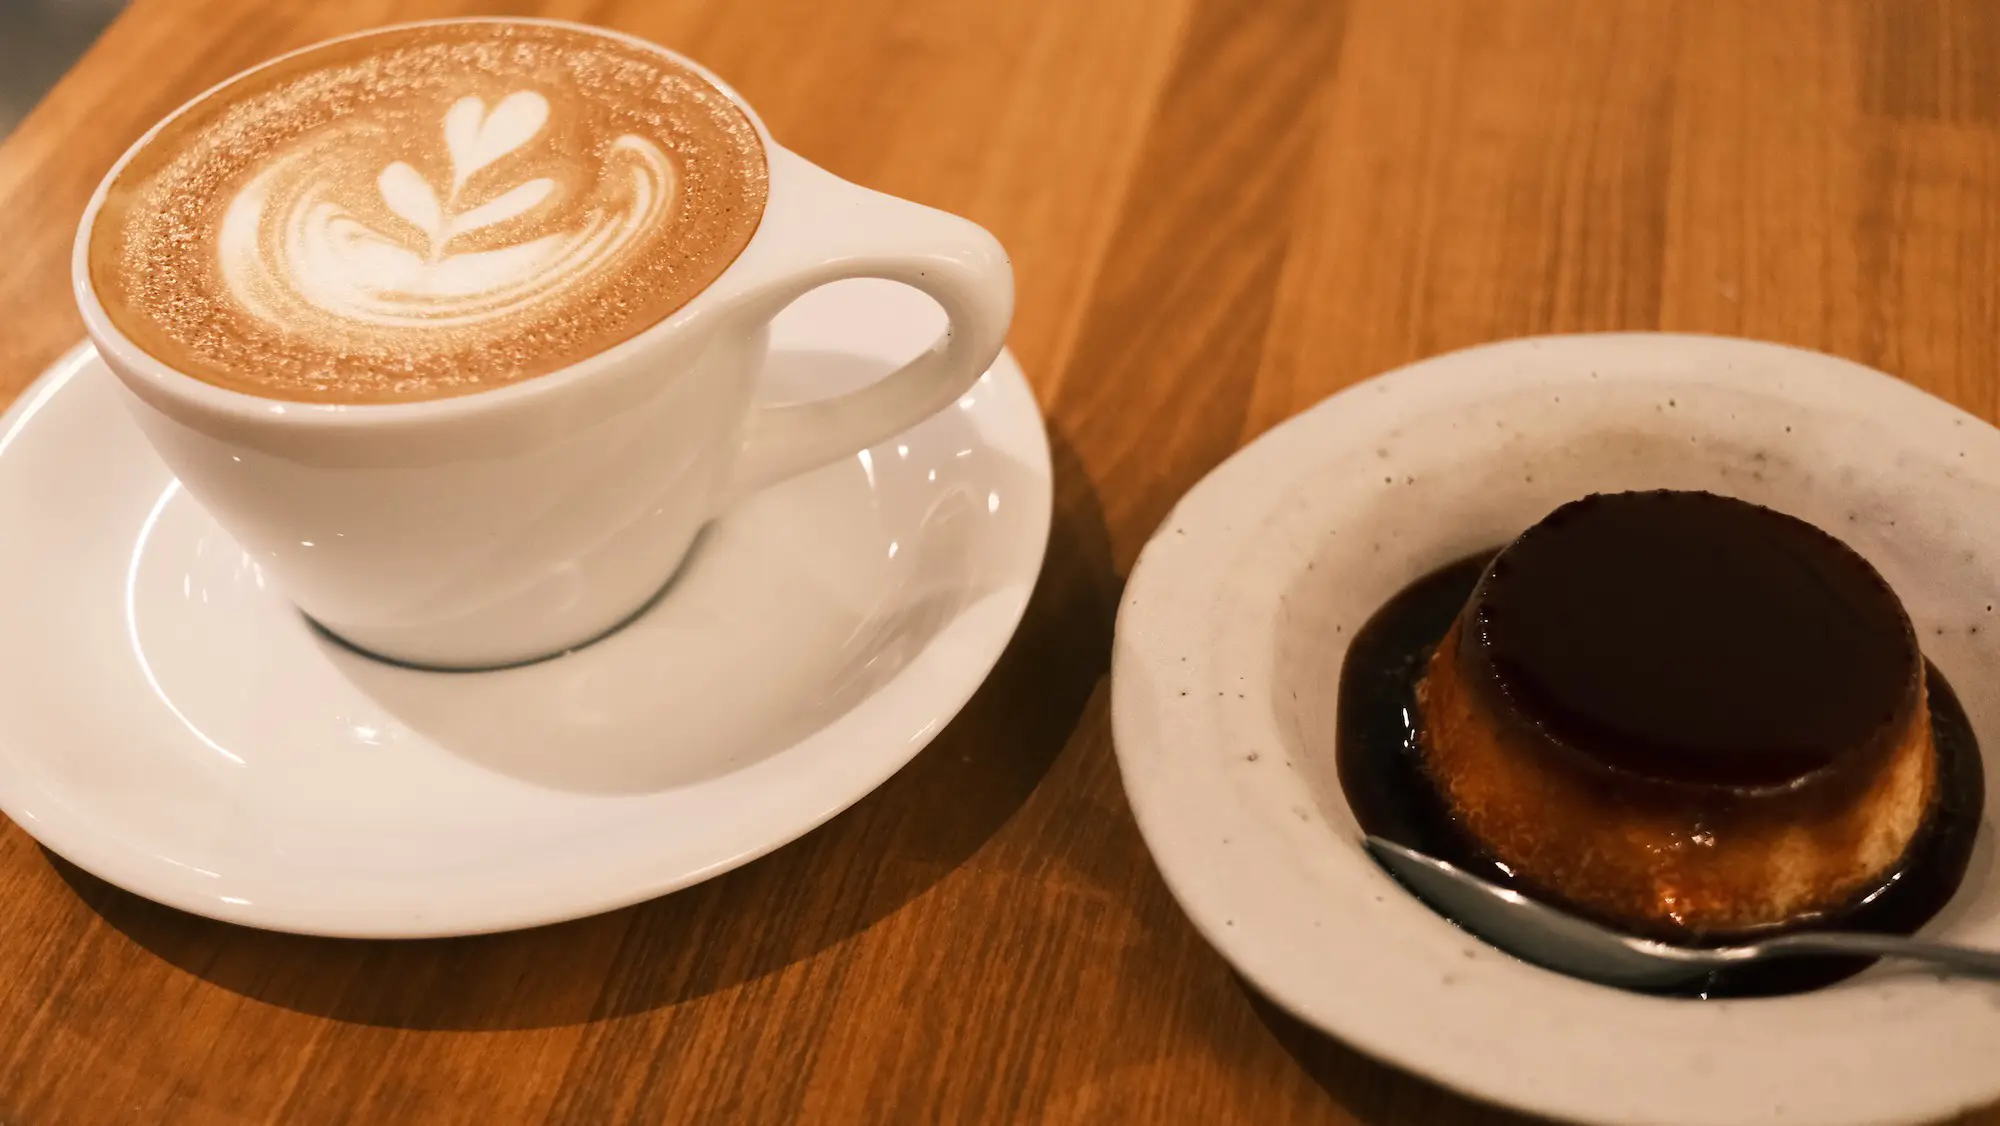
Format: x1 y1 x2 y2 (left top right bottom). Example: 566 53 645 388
1471 492 1918 787
1337 553 1986 998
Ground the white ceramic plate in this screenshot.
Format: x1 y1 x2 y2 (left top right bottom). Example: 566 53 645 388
1112 335 2000 1126
0 278 1051 937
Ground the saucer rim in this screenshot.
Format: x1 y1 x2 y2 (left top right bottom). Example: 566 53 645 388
0 338 1052 938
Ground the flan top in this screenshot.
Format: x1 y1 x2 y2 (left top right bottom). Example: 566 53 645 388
1461 490 1921 789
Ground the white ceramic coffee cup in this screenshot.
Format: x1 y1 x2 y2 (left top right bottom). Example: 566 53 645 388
72 17 1014 669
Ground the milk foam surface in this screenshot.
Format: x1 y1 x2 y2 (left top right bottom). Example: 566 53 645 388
90 23 768 403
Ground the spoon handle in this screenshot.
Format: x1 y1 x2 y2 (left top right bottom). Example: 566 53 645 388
1752 933 2000 979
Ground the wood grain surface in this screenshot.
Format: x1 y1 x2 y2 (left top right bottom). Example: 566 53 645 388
1 0 1997 1123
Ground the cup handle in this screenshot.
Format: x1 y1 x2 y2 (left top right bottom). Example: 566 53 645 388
716 150 1015 508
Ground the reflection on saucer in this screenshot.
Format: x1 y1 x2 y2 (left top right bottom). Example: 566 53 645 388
0 280 1049 937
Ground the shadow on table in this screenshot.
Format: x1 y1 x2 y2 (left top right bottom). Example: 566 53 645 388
1253 981 2000 1125
50 426 1118 1032
1245 987 1555 1125
1250 976 2000 1126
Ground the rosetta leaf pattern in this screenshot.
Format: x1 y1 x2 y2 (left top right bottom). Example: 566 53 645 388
379 91 555 260
454 179 556 235
444 92 550 189
378 162 443 245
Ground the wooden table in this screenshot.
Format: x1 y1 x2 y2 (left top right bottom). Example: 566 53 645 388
1 1 1997 1122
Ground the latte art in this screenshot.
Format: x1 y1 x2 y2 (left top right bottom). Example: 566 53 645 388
90 23 768 403
221 91 677 335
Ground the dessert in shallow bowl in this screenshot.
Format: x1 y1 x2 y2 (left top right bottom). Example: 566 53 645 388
1378 489 1981 995
1111 335 2000 1126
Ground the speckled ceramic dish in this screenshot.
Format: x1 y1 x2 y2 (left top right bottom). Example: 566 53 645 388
1111 334 2000 1126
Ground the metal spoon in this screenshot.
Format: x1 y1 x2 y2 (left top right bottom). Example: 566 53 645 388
1363 836 2000 989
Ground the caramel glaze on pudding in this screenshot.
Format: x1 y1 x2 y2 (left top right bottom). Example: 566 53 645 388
1416 491 1935 938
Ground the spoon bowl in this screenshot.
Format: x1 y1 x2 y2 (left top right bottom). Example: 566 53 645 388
1363 836 2000 989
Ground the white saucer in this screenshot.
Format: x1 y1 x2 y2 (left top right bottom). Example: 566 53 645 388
0 279 1050 938
1112 335 2000 1126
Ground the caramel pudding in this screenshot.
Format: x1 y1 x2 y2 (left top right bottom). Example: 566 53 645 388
1335 500 1984 995
1415 491 1934 937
